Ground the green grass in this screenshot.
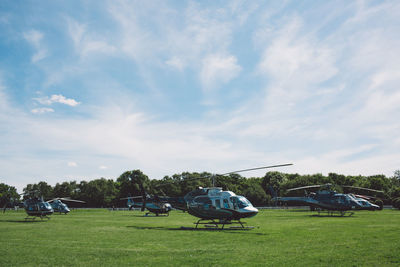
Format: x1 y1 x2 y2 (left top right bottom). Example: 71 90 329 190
1 209 399 266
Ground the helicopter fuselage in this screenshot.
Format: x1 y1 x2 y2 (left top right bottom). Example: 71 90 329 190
24 198 54 217
127 198 172 215
50 200 70 214
275 190 380 211
184 187 258 220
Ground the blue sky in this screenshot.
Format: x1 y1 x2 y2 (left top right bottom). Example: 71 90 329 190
1 1 399 192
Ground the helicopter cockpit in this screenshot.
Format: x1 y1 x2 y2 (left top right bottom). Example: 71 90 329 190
41 202 52 210
230 196 254 209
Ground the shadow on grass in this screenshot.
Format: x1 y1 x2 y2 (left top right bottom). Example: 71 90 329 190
286 209 313 212
126 225 266 235
0 219 48 223
309 214 356 218
121 214 169 217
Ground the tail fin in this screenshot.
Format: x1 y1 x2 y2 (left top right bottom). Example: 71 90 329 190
268 186 280 205
137 181 147 211
268 186 277 198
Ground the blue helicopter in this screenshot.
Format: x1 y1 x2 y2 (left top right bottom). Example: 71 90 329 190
23 196 54 220
47 197 85 214
272 184 382 216
2 189 55 220
2 194 54 220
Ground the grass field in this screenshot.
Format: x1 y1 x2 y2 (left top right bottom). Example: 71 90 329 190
1 208 399 266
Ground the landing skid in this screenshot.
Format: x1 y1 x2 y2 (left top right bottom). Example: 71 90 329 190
316 210 354 217
192 218 254 230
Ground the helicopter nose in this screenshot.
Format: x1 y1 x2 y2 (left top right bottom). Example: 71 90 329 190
371 203 380 210
243 206 258 218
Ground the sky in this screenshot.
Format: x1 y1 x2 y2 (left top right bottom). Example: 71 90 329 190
1 0 399 193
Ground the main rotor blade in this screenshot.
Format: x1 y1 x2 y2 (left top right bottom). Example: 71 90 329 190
342 186 384 193
221 163 293 176
53 197 86 203
155 163 293 188
120 196 143 200
286 185 322 192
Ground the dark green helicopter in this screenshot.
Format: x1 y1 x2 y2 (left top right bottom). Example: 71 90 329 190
47 197 85 214
121 196 173 216
272 184 382 216
120 181 173 216
3 191 54 220
133 163 293 229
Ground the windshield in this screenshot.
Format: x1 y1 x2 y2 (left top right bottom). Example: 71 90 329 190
237 196 253 208
39 202 52 210
346 195 357 202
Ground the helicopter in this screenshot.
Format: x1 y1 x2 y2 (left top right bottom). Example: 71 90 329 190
47 197 86 214
132 163 293 229
120 195 173 216
272 184 382 216
23 196 54 220
2 190 54 220
121 177 175 216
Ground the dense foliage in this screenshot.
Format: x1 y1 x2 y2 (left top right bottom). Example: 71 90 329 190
1 169 400 207
0 183 20 208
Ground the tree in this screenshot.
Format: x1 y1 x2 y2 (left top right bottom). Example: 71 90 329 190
242 178 267 206
262 171 286 196
77 178 118 207
0 183 20 207
23 181 53 200
116 171 142 199
53 181 78 198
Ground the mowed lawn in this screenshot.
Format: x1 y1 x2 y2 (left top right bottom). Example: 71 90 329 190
1 208 399 266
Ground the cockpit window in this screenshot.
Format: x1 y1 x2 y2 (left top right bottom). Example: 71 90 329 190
233 196 253 209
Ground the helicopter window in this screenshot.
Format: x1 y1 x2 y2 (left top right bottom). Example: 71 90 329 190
215 199 221 208
333 196 343 204
223 199 229 208
236 196 252 209
194 196 212 205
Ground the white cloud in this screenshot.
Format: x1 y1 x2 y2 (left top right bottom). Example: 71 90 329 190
257 17 338 102
0 73 9 111
200 54 241 91
23 29 47 62
99 165 108 170
68 162 78 167
108 1 235 81
34 94 80 107
67 18 116 57
31 107 54 114
165 57 185 71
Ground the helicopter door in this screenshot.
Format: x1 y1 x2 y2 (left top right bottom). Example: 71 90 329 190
215 199 221 209
223 198 229 209
230 197 239 210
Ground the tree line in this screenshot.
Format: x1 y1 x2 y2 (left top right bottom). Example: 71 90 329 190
1 169 400 208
